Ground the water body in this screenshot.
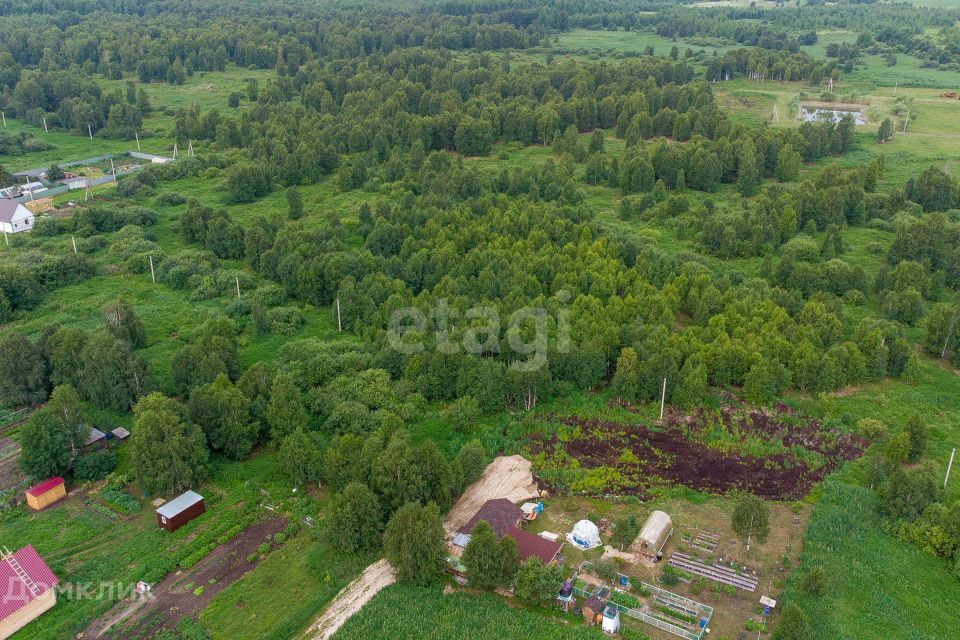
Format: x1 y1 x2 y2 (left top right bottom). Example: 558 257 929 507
801 108 865 125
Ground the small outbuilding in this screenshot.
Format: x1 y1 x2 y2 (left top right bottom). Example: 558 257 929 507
635 510 673 558
0 201 34 234
156 490 205 532
601 605 621 633
83 428 107 449
0 545 59 639
24 478 66 511
110 427 130 441
567 519 602 550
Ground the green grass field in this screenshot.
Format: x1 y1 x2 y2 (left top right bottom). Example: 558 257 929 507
332 583 609 640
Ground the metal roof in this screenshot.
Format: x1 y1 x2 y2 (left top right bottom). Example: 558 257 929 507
83 428 106 446
111 427 130 439
0 200 30 223
25 477 65 498
156 490 203 519
0 545 58 620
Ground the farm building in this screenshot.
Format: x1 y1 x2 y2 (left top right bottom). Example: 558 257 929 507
567 519 602 550
156 490 205 532
0 201 34 234
635 511 673 558
24 477 66 511
0 545 59 640
506 527 563 565
458 499 524 538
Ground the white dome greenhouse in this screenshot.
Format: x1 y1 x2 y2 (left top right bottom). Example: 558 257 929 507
567 519 602 550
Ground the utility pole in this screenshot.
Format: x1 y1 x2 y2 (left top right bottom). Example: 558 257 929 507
335 297 342 332
173 144 178 160
42 116 48 133
903 111 910 133
71 236 77 254
235 276 241 298
1 112 5 127
110 158 116 176
946 448 956 489
659 377 667 419
3 230 8 246
942 307 958 359
87 124 93 140
135 132 141 151
148 254 156 283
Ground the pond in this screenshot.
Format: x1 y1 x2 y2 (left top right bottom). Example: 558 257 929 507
801 107 866 125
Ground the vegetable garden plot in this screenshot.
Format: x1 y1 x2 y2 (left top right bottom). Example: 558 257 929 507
528 402 868 499
668 551 759 592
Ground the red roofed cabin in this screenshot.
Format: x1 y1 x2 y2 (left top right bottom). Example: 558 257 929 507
24 477 66 511
0 545 59 639
156 490 205 532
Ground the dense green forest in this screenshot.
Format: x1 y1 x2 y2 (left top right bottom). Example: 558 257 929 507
2 1 960 640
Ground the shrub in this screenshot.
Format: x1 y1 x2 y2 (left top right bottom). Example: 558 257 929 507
73 450 117 481
155 192 188 206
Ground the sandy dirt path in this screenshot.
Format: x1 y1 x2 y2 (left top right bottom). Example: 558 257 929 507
302 455 539 640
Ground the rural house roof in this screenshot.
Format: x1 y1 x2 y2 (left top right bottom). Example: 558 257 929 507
0 545 59 620
0 200 30 223
156 490 203 519
459 499 524 538
25 477 65 498
506 527 563 564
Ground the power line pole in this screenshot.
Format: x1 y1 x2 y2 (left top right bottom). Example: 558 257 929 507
135 132 141 151
1 112 5 127
659 378 667 419
335 298 342 332
71 236 77 254
903 111 910 133
946 448 956 489
42 116 48 133
942 307 958 359
87 124 93 140
235 276 241 298
148 254 156 283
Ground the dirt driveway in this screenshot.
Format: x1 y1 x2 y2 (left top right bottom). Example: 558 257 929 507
301 455 540 640
82 517 287 639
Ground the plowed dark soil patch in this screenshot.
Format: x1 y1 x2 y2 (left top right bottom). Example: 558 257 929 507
529 403 867 500
82 517 287 639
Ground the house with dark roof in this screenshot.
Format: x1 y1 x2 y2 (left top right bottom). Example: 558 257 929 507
0 201 34 234
458 499 524 538
506 527 563 565
0 545 59 639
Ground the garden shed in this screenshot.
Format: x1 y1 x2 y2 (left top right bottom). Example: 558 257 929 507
156 490 205 532
0 545 58 639
24 477 66 511
83 428 107 449
635 510 673 557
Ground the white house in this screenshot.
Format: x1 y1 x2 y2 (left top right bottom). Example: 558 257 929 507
0 200 35 234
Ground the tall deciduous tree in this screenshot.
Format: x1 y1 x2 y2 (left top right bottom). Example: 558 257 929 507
188 374 259 459
102 299 146 348
731 493 770 549
78 333 147 412
265 372 308 442
463 520 504 590
19 385 87 478
278 427 322 485
327 481 382 553
383 502 446 585
131 393 208 495
0 333 48 407
514 558 565 605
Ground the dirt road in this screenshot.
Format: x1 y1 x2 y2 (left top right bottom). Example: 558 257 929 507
302 455 539 640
